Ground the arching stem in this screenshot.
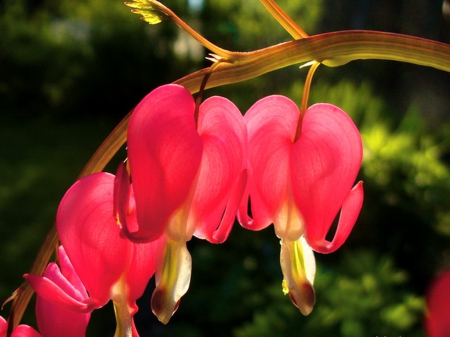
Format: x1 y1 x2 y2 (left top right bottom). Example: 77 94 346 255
125 0 235 61
260 0 309 39
194 60 224 127
295 61 320 142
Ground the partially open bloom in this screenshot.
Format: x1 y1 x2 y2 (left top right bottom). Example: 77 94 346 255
116 84 247 323
27 173 165 336
425 270 450 337
26 246 90 337
5 247 89 337
238 96 363 314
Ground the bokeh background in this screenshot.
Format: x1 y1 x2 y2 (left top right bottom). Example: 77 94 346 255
1 0 450 336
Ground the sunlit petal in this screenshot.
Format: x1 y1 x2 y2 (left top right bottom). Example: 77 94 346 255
25 272 95 314
127 84 203 242
290 103 363 253
35 248 90 337
10 326 41 337
191 96 247 243
127 236 166 307
57 173 131 306
240 95 304 238
309 181 363 252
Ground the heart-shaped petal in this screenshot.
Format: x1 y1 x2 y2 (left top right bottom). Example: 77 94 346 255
57 173 131 306
127 84 203 242
291 103 363 253
239 95 305 241
191 96 247 243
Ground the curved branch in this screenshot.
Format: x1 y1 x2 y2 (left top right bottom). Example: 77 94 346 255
175 30 450 92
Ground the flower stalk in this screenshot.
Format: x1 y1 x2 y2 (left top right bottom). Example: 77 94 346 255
295 61 320 142
125 0 236 61
259 0 309 39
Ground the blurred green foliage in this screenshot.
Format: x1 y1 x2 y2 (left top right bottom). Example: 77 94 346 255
1 0 450 336
0 0 197 120
235 250 425 337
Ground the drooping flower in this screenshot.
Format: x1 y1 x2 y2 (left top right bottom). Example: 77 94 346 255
4 247 90 337
425 270 450 337
27 172 165 336
116 84 247 323
238 95 363 314
25 246 90 337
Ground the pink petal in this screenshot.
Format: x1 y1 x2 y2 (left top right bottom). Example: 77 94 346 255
309 181 363 252
0 316 7 336
35 257 91 337
210 169 247 243
25 272 94 314
127 235 166 306
0 318 41 337
11 326 41 337
191 96 247 243
426 270 450 337
57 246 89 301
57 173 131 305
239 95 304 239
41 263 85 303
290 103 363 253
114 163 166 311
114 162 140 237
127 84 203 242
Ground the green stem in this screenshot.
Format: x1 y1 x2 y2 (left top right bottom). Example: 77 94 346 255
295 61 320 142
126 0 234 60
175 30 450 92
259 0 309 39
7 112 131 331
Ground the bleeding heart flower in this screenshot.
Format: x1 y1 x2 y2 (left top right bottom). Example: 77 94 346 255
27 172 164 336
238 95 363 315
116 84 247 324
25 246 90 337
122 84 247 244
9 246 89 337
